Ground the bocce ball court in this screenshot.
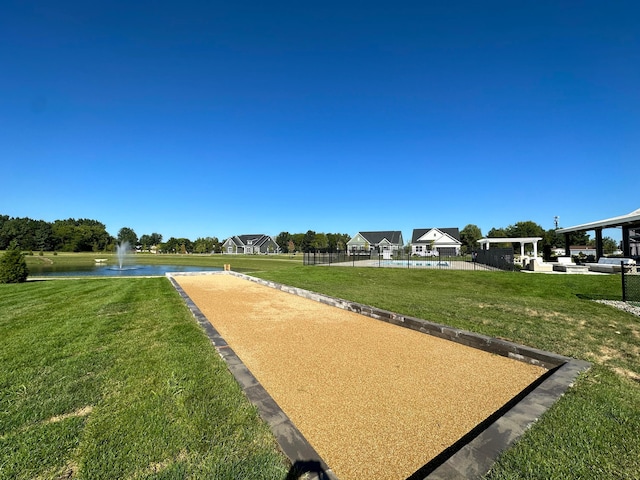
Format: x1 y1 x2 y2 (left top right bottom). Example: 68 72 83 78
170 272 589 480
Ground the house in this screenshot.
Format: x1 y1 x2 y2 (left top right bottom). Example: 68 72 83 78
222 234 280 254
411 228 462 256
569 245 596 257
346 231 404 254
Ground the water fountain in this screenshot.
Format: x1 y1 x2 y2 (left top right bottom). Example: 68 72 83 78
115 241 131 270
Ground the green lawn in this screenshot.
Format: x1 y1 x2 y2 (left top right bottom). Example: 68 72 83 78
0 278 289 479
3 256 640 479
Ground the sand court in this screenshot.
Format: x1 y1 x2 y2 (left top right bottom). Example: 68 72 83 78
174 274 547 480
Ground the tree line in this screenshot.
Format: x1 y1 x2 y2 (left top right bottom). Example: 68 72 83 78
0 215 111 252
1 214 620 255
0 215 353 255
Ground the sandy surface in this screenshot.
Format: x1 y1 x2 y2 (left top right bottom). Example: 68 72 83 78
175 274 546 480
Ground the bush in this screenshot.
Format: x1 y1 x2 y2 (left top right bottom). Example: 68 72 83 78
0 248 29 283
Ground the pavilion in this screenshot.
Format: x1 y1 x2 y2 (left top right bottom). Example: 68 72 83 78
477 237 543 258
556 208 640 260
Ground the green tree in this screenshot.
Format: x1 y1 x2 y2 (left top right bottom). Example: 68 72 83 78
276 232 292 253
505 221 545 238
301 230 316 252
568 231 591 247
160 237 179 253
117 227 138 248
460 224 482 254
601 236 619 255
176 238 193 253
544 229 564 248
313 233 329 250
194 237 217 254
291 233 305 251
487 227 507 238
0 245 29 283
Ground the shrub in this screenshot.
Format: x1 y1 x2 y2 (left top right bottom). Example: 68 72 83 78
0 248 29 283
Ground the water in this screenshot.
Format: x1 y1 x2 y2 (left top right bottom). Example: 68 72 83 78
29 264 223 277
116 241 130 269
382 260 451 267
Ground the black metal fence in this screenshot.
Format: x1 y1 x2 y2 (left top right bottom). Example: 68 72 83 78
475 247 516 271
303 248 515 271
622 267 640 302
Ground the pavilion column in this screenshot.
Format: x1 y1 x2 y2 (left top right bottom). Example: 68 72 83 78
533 241 539 258
595 228 603 260
623 227 631 257
521 244 525 257
564 234 571 257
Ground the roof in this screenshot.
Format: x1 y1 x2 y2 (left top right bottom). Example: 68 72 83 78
477 237 543 246
556 208 640 234
238 234 270 246
226 234 275 247
411 228 460 243
355 231 403 245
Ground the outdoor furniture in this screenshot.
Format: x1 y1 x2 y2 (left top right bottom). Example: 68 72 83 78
526 257 554 272
552 257 589 273
586 258 636 273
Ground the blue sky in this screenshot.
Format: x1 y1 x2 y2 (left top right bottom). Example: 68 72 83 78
2 1 638 242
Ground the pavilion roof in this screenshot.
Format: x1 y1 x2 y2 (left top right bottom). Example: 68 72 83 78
556 208 640 234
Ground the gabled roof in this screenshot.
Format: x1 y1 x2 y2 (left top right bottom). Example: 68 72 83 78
351 231 403 245
224 236 242 246
225 234 275 247
411 228 460 243
237 234 271 246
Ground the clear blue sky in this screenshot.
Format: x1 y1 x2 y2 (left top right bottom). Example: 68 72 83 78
2 1 638 242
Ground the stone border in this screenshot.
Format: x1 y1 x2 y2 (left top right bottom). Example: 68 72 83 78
167 271 590 480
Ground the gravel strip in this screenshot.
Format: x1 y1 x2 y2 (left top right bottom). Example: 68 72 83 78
594 300 640 317
175 274 547 480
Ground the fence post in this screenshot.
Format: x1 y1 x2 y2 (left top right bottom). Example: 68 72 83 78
621 261 626 302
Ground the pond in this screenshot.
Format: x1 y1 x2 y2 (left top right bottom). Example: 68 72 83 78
29 264 223 277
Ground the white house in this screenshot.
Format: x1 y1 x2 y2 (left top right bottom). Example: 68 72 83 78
411 228 462 256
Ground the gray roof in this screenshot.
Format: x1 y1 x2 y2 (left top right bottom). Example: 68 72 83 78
357 231 403 245
226 234 277 248
411 228 460 243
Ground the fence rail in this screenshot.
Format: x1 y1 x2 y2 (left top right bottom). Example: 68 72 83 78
303 248 515 271
622 266 640 302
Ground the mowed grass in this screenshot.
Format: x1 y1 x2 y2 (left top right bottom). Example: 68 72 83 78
4 256 640 479
0 278 289 479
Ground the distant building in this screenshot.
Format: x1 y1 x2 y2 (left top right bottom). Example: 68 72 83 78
569 245 596 257
222 234 279 254
346 231 404 254
411 228 462 256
